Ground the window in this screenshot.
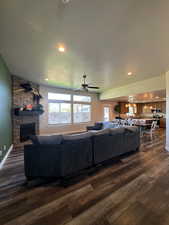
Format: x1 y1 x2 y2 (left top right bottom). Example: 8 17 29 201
104 107 110 121
73 104 91 123
128 104 137 116
48 93 91 124
48 93 71 101
73 95 91 123
129 106 134 115
48 103 71 124
73 95 91 103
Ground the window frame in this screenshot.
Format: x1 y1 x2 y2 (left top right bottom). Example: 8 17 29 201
72 95 92 124
48 92 71 101
48 102 72 125
47 93 92 125
73 95 91 103
73 103 91 124
103 106 110 122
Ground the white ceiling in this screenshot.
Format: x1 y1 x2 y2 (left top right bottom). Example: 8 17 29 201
1 0 169 91
108 89 166 103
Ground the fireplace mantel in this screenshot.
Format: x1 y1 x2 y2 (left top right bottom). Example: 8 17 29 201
14 110 42 117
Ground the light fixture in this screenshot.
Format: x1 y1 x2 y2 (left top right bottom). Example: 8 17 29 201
57 44 66 53
128 72 133 76
62 0 70 3
45 78 49 81
128 95 134 103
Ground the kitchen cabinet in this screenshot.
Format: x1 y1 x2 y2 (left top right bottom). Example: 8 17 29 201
142 102 166 113
120 103 128 114
160 118 166 128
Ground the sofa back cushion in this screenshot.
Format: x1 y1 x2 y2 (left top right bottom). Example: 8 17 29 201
109 127 125 135
124 126 140 152
63 132 92 142
61 138 93 176
90 128 110 136
125 126 139 133
30 135 63 145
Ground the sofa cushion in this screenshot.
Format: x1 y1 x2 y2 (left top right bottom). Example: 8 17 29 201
109 127 125 135
125 126 139 133
63 132 92 141
91 128 110 136
30 135 63 145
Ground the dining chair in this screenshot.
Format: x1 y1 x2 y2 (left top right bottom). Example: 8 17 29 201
142 121 157 139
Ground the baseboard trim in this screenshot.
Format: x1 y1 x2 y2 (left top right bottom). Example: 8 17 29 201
0 144 13 170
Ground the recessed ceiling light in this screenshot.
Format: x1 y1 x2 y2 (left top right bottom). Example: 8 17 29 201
62 0 70 4
57 44 66 53
128 72 133 76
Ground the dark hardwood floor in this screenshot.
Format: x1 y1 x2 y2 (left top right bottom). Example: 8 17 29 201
0 129 169 225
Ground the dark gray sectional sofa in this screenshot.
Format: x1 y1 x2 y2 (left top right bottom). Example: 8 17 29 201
24 127 140 181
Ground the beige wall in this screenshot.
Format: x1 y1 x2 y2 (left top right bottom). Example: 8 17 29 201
99 101 118 121
100 75 165 100
39 85 117 135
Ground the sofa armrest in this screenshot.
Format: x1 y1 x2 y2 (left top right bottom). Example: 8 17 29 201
86 125 103 131
124 127 140 152
86 126 97 131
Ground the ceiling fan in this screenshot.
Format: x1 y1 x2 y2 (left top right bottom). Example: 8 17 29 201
80 74 100 92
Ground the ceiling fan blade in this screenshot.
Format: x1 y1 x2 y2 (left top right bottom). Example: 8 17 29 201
88 86 100 89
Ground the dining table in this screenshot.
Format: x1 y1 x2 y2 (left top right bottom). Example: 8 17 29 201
135 123 152 137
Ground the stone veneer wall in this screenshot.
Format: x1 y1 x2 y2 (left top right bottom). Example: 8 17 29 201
12 75 40 150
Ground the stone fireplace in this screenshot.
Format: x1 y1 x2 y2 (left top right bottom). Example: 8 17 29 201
12 75 40 150
20 123 36 142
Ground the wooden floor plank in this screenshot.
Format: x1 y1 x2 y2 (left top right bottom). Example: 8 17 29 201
1 129 169 225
